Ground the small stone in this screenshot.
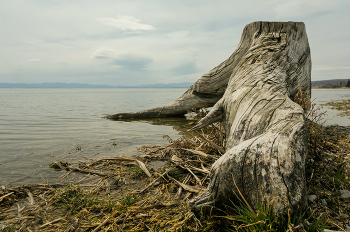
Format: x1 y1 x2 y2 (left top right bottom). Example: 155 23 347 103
307 195 317 203
320 199 327 205
153 181 160 187
344 224 350 232
339 190 350 199
323 229 341 232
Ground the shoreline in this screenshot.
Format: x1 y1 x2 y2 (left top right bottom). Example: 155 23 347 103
1 106 350 231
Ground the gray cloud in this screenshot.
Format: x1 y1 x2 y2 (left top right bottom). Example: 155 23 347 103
96 16 156 31
0 0 349 85
91 48 118 60
112 55 153 71
171 62 200 76
91 49 153 71
85 30 152 41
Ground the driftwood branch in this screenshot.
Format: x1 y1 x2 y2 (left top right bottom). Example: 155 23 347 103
106 21 311 216
0 192 14 203
55 161 112 177
105 26 254 120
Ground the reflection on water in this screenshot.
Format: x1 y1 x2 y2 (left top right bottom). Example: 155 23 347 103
0 88 188 186
0 88 349 186
312 89 350 126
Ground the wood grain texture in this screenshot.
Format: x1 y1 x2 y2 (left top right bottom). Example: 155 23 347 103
106 21 311 215
189 21 310 215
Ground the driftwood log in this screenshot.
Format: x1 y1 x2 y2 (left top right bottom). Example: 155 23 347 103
107 21 311 215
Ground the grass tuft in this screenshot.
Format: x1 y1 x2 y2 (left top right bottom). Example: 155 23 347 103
129 166 145 179
51 185 102 214
225 198 328 232
2 101 350 231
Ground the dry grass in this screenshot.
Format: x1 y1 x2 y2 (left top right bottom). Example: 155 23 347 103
294 87 350 231
1 99 350 231
0 112 227 231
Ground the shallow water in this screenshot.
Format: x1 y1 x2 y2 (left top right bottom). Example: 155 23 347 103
0 88 349 186
312 89 350 126
0 88 188 186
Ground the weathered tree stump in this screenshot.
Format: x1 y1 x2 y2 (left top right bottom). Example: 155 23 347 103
107 21 311 215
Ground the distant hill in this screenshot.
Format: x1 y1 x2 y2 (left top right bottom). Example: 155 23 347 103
312 79 350 89
0 82 194 88
2 80 349 89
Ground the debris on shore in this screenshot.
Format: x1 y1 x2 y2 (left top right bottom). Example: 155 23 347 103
1 106 350 231
322 99 350 117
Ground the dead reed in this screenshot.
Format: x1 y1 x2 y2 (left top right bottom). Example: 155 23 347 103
1 101 349 231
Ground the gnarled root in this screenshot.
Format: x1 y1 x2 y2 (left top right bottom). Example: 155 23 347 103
190 123 308 216
105 22 258 120
189 21 310 216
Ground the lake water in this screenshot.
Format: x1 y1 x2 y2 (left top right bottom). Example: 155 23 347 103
312 89 350 126
0 88 349 186
0 88 189 186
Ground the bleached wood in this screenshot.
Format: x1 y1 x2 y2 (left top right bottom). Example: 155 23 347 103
107 21 311 215
189 21 310 215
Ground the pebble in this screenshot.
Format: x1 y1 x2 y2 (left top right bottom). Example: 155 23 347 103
339 190 350 199
345 224 350 232
153 181 160 187
320 199 327 205
323 229 341 232
307 195 317 203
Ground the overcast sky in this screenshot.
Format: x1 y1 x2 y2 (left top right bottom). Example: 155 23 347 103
0 0 349 86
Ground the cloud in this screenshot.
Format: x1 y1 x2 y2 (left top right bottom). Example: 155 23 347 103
171 62 199 76
27 58 41 62
91 48 119 59
1 0 350 84
166 31 189 39
112 55 153 71
271 0 333 19
91 49 153 71
96 16 155 31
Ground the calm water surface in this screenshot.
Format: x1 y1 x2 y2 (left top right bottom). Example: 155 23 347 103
0 88 349 186
0 88 188 186
312 89 350 126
